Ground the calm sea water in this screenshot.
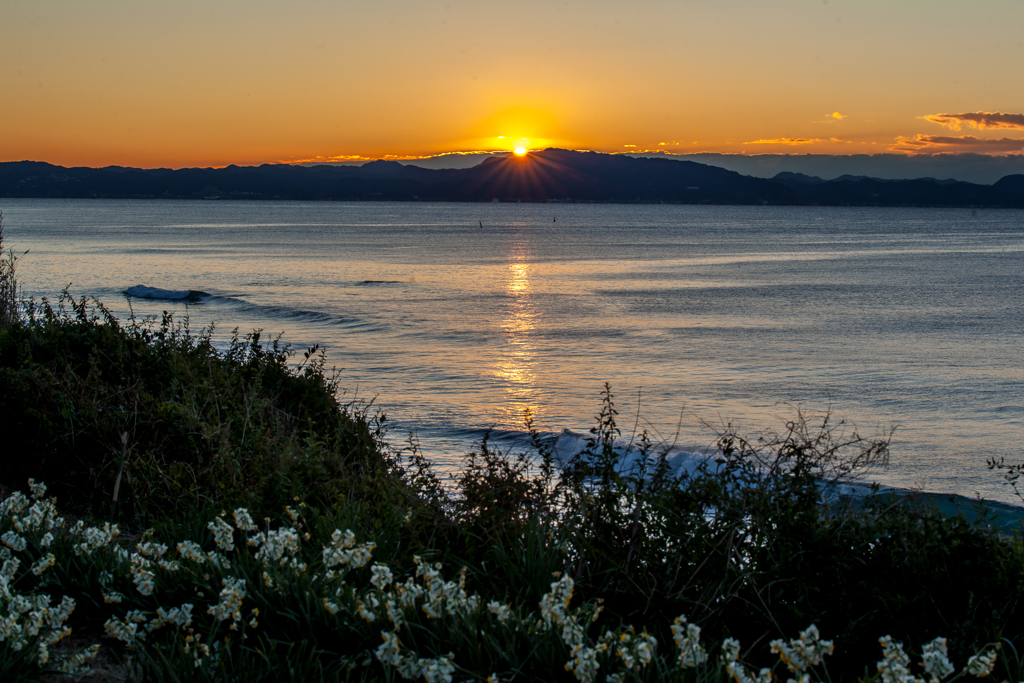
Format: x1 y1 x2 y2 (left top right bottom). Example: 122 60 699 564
3 199 1023 504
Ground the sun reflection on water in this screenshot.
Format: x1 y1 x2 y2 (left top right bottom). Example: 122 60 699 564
493 252 541 425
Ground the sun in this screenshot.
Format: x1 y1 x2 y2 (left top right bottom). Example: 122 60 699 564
513 147 527 156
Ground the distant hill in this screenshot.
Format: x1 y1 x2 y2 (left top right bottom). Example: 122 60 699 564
2 150 1024 207
650 151 1024 185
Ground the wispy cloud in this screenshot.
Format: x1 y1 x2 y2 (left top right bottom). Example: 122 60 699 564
922 111 1024 131
889 134 1024 154
744 138 824 145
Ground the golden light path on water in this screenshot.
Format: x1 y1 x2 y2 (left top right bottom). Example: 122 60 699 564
493 242 541 426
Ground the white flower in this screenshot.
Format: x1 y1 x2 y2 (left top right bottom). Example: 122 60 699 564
370 563 393 591
487 600 512 623
566 642 601 683
419 655 455 683
672 615 707 668
357 596 379 622
207 516 235 553
539 573 574 628
232 508 257 532
877 636 915 683
722 637 742 663
53 643 100 675
137 541 168 559
322 529 375 569
148 604 194 632
131 556 156 596
104 616 142 644
770 624 834 674
74 523 119 556
920 637 954 680
27 479 47 500
634 632 656 666
207 577 246 626
727 661 774 683
29 553 56 576
376 631 403 667
176 540 205 563
0 491 29 516
385 597 404 629
254 527 300 565
1 531 27 552
965 647 998 677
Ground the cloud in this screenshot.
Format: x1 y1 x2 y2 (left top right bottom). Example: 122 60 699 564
830 112 846 120
744 138 824 145
922 111 1024 131
889 134 1024 154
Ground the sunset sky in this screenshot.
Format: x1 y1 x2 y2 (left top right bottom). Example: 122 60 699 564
3 0 1023 169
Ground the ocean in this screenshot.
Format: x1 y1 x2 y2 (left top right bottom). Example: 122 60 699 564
3 198 1022 506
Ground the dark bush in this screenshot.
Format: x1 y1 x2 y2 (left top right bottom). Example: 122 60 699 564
0 292 393 526
444 386 1024 676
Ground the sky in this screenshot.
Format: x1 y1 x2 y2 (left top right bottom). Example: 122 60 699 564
2 0 1023 169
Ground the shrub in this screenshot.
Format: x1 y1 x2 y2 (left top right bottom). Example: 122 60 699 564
0 212 23 328
443 386 1024 675
0 292 398 526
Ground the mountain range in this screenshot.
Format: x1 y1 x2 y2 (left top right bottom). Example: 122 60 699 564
3 149 1023 208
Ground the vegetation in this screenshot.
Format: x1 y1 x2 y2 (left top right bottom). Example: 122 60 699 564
0 212 23 327
1 276 1023 680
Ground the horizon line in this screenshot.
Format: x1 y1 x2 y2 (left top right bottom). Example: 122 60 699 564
5 148 1024 172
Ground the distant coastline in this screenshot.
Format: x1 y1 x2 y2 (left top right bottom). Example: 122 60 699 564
3 149 1024 208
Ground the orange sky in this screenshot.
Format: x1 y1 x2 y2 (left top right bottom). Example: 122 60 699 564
2 0 1023 168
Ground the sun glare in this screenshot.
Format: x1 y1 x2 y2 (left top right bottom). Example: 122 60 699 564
513 147 527 156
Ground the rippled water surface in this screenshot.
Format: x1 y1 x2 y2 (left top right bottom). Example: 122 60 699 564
3 199 1022 502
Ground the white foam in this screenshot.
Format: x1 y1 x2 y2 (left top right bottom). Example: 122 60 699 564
550 428 721 480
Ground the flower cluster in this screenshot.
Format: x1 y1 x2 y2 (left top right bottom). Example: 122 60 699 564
0 483 99 674
770 623 834 675
414 559 479 620
322 529 375 570
375 631 456 682
722 637 772 683
0 481 1015 682
1 482 65 564
878 635 999 683
1 558 82 668
965 647 998 677
613 629 657 671
207 576 247 629
921 637 954 681
486 600 511 623
253 527 301 565
671 615 707 668
73 522 120 557
207 515 235 553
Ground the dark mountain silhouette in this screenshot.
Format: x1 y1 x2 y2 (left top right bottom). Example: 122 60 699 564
421 149 793 204
771 172 827 189
993 174 1024 199
2 150 1024 207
